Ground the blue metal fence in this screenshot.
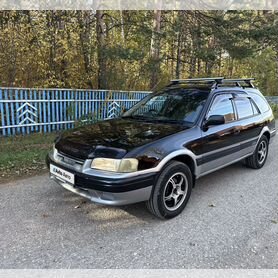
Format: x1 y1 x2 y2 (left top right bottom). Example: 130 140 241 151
0 88 151 136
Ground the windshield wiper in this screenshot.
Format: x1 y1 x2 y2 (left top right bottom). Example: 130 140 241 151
122 115 189 125
122 115 153 120
146 118 184 124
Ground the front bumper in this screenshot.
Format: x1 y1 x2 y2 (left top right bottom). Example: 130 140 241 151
46 153 156 206
51 176 153 206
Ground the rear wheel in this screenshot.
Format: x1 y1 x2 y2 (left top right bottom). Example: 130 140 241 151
245 135 269 169
146 161 192 219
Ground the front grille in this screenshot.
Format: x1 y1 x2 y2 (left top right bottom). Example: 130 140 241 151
58 151 84 164
55 140 91 160
56 151 85 171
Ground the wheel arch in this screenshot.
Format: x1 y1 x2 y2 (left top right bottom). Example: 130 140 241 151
171 154 197 186
262 131 270 142
256 126 271 146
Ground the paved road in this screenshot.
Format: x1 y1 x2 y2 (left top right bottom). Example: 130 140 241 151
1 136 278 269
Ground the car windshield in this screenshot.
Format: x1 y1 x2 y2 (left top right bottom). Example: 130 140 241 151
123 88 209 125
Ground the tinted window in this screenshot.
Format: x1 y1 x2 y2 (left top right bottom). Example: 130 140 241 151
249 93 270 113
234 98 254 119
207 94 235 123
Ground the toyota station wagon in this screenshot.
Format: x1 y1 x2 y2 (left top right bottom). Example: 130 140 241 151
46 77 276 219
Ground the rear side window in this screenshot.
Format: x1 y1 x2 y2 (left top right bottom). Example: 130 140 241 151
234 98 254 119
207 94 236 123
249 93 270 113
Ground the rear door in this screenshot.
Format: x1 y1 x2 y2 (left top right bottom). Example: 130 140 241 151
233 95 263 156
200 93 241 175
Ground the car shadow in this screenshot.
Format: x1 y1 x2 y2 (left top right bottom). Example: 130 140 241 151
46 154 274 229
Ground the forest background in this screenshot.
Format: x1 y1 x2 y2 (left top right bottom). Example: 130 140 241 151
1 11 278 95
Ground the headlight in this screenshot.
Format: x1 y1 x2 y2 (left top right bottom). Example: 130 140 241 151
53 145 58 159
91 158 138 173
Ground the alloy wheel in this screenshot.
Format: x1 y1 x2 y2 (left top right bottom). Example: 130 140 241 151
257 140 267 164
163 172 188 211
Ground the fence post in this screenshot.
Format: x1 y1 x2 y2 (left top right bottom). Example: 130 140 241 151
4 89 11 136
0 89 6 136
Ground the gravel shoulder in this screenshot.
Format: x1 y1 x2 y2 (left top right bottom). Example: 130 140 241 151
0 136 278 268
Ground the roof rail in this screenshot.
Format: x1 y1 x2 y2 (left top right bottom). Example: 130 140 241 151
221 78 255 88
169 77 255 89
170 77 224 83
224 78 255 81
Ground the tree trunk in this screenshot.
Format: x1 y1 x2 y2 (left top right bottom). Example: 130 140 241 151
175 32 181 79
197 58 201 75
218 50 222 76
96 10 107 89
189 56 196 77
171 39 175 77
149 9 162 90
228 57 234 77
120 10 125 44
46 11 58 86
78 11 93 88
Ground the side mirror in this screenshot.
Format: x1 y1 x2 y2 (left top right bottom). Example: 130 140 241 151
204 115 225 129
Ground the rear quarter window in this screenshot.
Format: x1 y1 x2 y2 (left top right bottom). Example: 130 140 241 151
249 93 270 113
234 98 254 119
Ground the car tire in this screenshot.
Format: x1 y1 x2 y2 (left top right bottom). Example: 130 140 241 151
146 161 192 219
245 135 269 169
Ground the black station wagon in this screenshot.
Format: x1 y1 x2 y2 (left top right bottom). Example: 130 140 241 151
47 77 276 219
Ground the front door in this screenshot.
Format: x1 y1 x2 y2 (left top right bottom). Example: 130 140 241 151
200 93 241 175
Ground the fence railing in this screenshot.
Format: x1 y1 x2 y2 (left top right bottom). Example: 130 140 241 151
0 88 151 136
1 88 276 137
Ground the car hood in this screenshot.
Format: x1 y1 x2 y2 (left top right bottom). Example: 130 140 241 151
55 118 188 160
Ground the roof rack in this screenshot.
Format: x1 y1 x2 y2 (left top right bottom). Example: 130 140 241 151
170 77 224 84
169 77 255 88
222 78 255 88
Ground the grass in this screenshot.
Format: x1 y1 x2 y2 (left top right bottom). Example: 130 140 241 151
0 132 57 183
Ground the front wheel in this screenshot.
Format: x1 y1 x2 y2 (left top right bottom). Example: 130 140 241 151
245 135 269 169
146 161 193 219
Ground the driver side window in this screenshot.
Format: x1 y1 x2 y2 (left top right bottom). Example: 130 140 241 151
207 94 236 123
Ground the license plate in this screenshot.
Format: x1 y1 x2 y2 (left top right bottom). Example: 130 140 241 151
50 164 75 185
